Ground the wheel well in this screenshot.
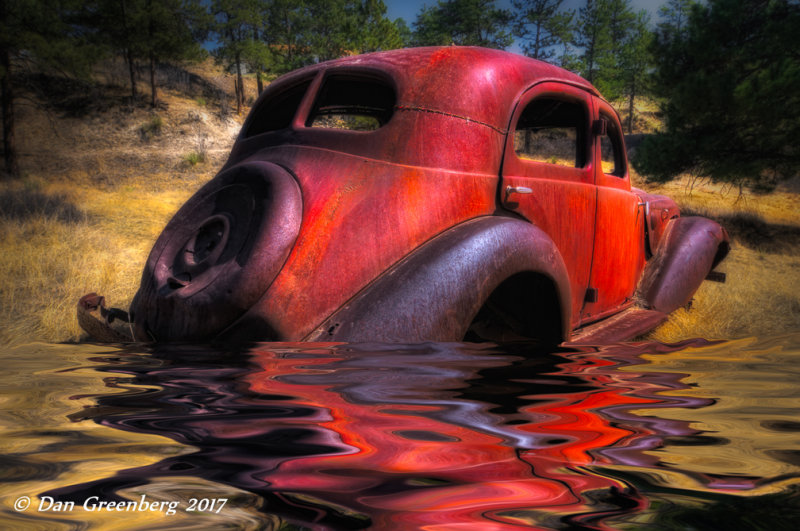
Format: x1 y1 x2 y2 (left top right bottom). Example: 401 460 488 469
465 272 564 344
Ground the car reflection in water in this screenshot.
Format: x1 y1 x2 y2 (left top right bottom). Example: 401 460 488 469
44 340 720 529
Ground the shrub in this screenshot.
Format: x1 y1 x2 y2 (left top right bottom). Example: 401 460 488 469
182 151 206 166
139 115 163 141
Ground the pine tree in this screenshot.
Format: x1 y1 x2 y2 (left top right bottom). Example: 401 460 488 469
354 0 403 54
1 0 98 178
573 0 607 85
211 0 268 114
412 0 513 49
634 0 800 186
143 0 208 108
619 10 652 134
264 0 313 75
511 0 573 63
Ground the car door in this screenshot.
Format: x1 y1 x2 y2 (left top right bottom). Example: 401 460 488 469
500 82 597 331
581 99 646 322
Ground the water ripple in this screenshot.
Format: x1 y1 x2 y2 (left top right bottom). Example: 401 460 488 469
1 335 799 529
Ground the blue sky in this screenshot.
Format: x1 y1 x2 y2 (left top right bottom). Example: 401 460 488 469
385 0 666 27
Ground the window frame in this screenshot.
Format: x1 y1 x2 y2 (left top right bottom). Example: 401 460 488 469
241 75 315 138
513 97 590 169
502 82 595 185
598 111 626 178
593 98 631 190
303 70 397 133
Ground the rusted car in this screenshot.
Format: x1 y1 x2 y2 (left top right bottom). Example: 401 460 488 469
115 46 728 344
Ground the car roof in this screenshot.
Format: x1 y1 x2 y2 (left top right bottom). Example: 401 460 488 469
281 46 599 132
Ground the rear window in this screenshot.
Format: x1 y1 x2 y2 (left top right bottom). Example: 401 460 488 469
243 79 312 137
307 74 395 131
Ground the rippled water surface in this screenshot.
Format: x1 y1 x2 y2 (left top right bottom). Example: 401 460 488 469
2 335 800 530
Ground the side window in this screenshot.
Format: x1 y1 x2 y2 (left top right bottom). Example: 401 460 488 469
600 114 625 177
307 74 395 131
243 79 312 137
514 97 588 168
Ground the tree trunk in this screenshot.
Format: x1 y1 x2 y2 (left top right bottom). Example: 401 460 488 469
233 76 241 115
627 78 635 134
149 53 157 108
147 0 156 108
126 49 137 103
1 47 19 178
235 54 244 114
253 27 263 95
121 0 136 104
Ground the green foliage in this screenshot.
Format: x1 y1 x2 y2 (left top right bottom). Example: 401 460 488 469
618 10 652 133
574 0 638 98
564 0 653 130
511 0 574 63
87 0 208 104
259 1 402 76
262 0 314 73
634 0 800 185
182 151 206 166
139 114 163 141
304 0 361 62
393 18 414 48
1 0 102 79
353 0 404 53
1 0 104 177
211 0 270 111
412 0 513 49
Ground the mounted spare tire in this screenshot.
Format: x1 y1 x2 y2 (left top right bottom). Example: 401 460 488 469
130 162 302 341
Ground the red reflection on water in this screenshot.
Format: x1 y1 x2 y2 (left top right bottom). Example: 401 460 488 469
245 346 651 529
45 339 730 529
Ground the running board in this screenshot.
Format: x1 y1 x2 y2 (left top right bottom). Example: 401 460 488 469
566 307 668 345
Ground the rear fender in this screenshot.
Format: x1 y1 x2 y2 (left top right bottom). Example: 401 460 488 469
637 216 730 314
305 217 572 343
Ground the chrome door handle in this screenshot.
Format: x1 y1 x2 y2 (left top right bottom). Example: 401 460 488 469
506 186 532 195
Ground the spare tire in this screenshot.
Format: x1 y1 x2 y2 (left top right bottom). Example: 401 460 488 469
130 161 302 341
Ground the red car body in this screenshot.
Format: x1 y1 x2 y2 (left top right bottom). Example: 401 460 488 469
128 46 728 344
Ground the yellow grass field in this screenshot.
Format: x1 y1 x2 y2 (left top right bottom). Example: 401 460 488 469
1 72 798 345
634 174 800 341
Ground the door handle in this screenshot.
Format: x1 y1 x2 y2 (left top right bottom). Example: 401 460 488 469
506 186 532 195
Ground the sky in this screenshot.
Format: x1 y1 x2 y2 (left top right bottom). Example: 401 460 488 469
384 0 666 28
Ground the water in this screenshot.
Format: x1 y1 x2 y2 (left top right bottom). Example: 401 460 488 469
2 335 800 530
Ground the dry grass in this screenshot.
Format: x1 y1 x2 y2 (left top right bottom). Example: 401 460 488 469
1 70 245 345
648 245 800 341
634 171 800 341
0 172 208 344
613 96 663 134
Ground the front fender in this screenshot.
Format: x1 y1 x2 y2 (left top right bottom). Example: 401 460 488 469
305 216 571 343
637 216 730 314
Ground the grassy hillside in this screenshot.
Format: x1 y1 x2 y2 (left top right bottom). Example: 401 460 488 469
1 63 798 345
0 60 253 344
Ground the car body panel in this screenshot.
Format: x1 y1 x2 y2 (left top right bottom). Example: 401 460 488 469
218 217 571 343
500 81 597 330
229 147 499 341
588 100 647 321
